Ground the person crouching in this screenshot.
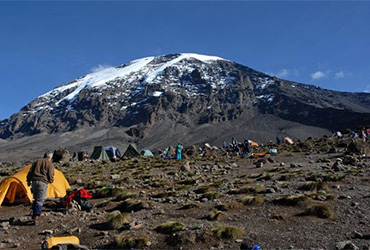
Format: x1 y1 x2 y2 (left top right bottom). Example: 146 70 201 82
26 152 54 225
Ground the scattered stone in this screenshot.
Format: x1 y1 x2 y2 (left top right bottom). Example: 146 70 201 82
41 229 53 235
110 174 120 180
280 162 285 166
332 161 344 172
12 243 20 248
343 156 357 165
180 161 191 171
76 178 83 184
0 243 5 249
0 221 10 229
336 241 359 250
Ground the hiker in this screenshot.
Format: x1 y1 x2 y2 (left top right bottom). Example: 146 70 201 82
176 143 183 160
231 137 236 147
243 138 251 156
26 152 55 225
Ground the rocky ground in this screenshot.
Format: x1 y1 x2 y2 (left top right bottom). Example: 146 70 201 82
0 136 370 250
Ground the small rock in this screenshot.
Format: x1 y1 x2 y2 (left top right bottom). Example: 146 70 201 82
41 229 53 235
2 238 13 244
76 178 83 184
110 174 120 180
280 162 285 166
0 222 9 229
0 243 5 249
146 241 152 247
336 241 359 250
12 243 20 248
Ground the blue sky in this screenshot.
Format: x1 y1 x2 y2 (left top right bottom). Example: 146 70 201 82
0 1 369 120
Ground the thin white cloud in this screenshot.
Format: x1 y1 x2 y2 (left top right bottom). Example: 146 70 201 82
311 71 326 80
277 69 289 78
334 70 345 79
364 85 370 93
91 64 112 73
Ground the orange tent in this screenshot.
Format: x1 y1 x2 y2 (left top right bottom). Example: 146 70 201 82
0 165 70 206
284 137 294 145
248 140 259 147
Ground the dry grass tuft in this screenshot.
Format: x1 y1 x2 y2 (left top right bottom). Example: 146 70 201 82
94 187 124 198
299 181 328 191
211 224 244 240
107 210 130 229
154 221 185 234
301 203 334 219
180 201 202 210
272 194 309 206
118 198 152 212
114 235 148 249
207 209 227 221
214 202 240 211
240 195 264 205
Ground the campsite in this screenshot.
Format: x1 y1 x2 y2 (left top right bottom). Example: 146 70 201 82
0 133 369 249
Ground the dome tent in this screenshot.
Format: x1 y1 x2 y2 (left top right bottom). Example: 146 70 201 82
0 165 71 206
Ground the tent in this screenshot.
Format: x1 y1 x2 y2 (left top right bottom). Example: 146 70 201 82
105 146 124 159
104 146 117 159
123 144 140 158
284 137 294 145
90 146 110 161
166 146 175 157
141 149 154 157
248 140 259 147
0 165 71 206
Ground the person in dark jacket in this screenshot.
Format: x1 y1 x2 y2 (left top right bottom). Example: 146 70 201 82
26 152 54 225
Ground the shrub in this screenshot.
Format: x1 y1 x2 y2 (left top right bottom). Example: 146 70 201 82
155 221 185 234
212 224 243 240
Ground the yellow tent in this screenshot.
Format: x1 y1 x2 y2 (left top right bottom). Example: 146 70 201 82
0 165 70 206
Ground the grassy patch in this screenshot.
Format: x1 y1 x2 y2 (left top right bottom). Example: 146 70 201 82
228 185 266 195
107 211 130 229
180 201 202 210
155 221 185 234
298 181 328 192
201 192 220 201
115 191 139 201
212 224 244 240
214 202 240 211
300 203 334 219
207 209 227 221
118 199 152 212
240 195 264 205
272 194 309 206
114 235 148 249
94 187 124 198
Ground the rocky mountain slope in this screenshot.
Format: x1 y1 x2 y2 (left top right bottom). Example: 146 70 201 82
0 53 370 160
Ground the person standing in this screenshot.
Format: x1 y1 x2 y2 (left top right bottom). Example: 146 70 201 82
176 143 183 160
26 152 54 225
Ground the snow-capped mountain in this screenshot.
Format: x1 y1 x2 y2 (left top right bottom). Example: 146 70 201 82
1 53 370 147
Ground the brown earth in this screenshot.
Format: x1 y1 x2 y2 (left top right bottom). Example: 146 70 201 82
0 137 370 250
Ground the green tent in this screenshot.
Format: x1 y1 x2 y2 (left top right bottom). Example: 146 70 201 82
141 149 154 157
90 146 110 161
123 144 141 158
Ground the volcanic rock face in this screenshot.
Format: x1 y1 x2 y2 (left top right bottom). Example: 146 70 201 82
1 53 370 143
